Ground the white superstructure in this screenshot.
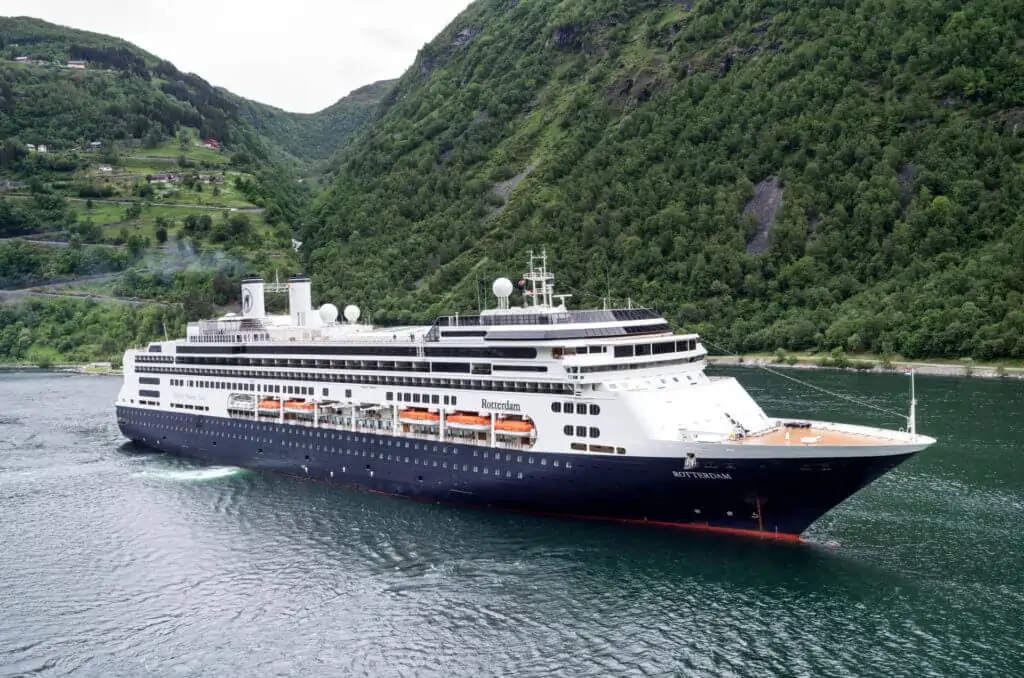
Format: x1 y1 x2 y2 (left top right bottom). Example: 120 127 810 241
118 251 934 465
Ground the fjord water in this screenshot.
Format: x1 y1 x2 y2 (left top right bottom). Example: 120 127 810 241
0 370 1020 678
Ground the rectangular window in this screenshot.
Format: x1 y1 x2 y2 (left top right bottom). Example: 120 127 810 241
575 426 586 437
413 394 421 403
431 395 439 404
575 403 586 415
323 388 329 396
636 344 652 356
386 392 394 401
345 389 352 398
614 345 634 358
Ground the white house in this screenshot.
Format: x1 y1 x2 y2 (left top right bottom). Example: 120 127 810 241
37 145 48 154
66 60 86 70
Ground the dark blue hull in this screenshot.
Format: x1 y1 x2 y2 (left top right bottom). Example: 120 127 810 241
116 407 915 539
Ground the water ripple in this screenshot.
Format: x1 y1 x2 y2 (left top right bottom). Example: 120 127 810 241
0 371 1021 677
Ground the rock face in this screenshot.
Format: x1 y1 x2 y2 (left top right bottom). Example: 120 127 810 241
744 177 783 255
549 25 582 51
452 28 481 47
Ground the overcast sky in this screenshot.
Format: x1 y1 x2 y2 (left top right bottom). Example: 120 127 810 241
5 0 474 113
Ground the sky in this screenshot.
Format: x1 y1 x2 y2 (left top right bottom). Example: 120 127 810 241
5 0 474 113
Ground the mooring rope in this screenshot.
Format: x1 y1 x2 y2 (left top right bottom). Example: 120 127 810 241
700 338 908 421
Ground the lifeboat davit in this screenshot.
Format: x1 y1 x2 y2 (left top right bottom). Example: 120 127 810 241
258 399 281 411
495 418 535 437
284 400 315 412
399 409 440 425
446 413 491 431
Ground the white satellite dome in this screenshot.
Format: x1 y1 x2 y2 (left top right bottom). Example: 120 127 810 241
343 304 361 324
492 277 514 298
318 303 339 324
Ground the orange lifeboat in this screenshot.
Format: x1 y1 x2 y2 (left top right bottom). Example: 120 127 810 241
258 399 281 411
399 409 440 424
446 413 491 431
284 401 315 412
495 418 535 437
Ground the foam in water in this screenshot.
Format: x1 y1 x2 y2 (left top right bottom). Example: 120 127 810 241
139 467 245 482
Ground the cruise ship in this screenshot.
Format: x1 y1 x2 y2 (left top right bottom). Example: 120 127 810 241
116 252 936 541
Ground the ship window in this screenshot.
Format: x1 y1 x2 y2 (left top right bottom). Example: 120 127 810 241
483 468 488 474
431 395 439 404
462 465 468 471
576 426 586 437
386 392 393 401
566 461 573 469
323 388 328 396
413 394 421 403
551 402 561 413
517 472 524 480
541 459 547 466
528 457 535 464
452 396 457 406
553 460 560 467
589 427 600 438
483 452 489 459
616 447 626 455
345 389 352 398
575 403 586 415
517 456 523 463
563 425 572 435
589 404 600 416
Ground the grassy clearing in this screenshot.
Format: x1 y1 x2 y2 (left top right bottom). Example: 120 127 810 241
126 139 230 165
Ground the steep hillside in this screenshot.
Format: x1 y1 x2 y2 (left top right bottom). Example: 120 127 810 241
0 16 312 364
307 0 1024 360
239 80 396 166
0 17 314 221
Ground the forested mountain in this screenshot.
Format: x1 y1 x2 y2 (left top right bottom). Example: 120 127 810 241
239 80 396 166
306 0 1024 360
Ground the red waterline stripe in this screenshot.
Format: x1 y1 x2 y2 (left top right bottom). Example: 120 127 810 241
277 471 806 544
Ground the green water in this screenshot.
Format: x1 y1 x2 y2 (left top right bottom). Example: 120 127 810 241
0 369 1021 677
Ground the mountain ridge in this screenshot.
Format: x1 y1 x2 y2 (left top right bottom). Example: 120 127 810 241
305 0 1024 360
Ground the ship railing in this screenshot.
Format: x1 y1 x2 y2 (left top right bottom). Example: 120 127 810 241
261 414 535 450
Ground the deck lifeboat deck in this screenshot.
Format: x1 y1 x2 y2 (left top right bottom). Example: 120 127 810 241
737 426 895 447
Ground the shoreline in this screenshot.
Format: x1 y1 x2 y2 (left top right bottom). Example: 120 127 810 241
0 363 122 376
2 356 1021 380
707 355 1024 380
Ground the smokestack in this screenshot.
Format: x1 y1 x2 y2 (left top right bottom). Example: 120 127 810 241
288 274 313 326
240 275 265 318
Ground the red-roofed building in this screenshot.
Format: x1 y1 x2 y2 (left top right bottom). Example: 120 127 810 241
203 139 220 150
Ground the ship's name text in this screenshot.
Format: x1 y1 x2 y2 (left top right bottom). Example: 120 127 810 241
481 398 521 412
673 471 733 480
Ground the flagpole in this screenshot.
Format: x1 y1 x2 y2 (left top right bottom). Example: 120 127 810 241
908 370 917 436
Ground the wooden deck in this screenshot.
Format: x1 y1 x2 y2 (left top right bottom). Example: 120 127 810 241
737 426 891 446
